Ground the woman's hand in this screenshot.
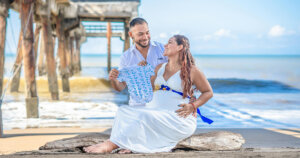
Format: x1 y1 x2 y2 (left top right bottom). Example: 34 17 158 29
138 60 147 66
175 103 195 118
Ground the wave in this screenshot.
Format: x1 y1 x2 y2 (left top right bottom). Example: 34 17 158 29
3 77 299 94
208 78 300 93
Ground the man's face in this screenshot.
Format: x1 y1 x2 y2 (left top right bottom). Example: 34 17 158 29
129 23 151 48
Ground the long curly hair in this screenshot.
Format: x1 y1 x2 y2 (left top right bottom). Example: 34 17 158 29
173 35 195 98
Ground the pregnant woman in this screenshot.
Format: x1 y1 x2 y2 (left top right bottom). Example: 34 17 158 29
84 35 213 153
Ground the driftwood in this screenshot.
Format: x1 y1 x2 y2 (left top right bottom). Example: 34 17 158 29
37 131 245 153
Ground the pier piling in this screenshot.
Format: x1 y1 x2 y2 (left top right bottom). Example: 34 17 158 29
21 0 39 118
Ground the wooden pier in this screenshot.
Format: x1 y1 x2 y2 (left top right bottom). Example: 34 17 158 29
0 0 140 137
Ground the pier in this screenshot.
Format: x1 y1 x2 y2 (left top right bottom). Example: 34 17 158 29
0 0 140 137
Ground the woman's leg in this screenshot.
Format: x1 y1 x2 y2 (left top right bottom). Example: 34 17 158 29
83 139 119 153
118 149 132 154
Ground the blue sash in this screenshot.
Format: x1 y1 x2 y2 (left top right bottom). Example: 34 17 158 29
158 84 213 124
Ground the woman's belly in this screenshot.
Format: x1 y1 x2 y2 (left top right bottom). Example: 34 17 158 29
146 90 190 111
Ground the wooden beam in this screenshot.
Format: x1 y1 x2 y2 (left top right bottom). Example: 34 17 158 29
0 0 8 98
21 1 38 118
0 0 9 138
70 36 75 75
85 32 122 38
56 14 70 92
124 19 130 52
41 2 59 100
80 17 126 22
34 24 42 64
37 30 46 76
10 32 23 92
74 33 81 73
107 22 112 73
65 36 73 76
11 25 40 93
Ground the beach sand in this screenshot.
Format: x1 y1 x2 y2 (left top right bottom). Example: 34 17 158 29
0 128 107 155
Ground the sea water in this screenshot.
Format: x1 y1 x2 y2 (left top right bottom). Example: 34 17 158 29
1 54 300 129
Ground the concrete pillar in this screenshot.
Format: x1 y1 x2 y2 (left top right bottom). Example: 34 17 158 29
21 0 38 118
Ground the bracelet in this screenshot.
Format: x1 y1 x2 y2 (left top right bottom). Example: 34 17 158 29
190 102 197 113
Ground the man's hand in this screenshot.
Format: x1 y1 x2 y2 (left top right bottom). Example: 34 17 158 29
138 61 147 66
109 69 119 81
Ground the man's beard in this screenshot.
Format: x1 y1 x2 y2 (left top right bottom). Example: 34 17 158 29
134 38 150 48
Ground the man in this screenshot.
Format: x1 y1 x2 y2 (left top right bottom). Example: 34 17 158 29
109 17 168 106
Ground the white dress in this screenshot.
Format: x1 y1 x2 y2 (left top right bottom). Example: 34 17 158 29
110 63 197 153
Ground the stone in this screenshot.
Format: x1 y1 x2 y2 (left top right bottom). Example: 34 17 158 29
38 131 245 152
39 133 109 151
175 131 245 151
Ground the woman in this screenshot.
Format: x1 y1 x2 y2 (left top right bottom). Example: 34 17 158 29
84 35 213 153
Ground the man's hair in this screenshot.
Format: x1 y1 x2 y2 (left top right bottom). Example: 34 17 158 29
129 17 148 28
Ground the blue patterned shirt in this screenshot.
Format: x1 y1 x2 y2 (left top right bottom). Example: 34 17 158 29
117 64 155 105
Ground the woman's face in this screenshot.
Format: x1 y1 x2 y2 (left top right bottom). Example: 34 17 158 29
163 37 182 57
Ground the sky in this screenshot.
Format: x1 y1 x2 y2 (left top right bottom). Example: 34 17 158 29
4 0 300 55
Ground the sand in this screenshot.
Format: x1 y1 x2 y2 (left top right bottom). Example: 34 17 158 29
0 128 107 155
1 128 300 158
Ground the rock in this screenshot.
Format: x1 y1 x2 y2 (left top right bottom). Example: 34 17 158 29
39 133 109 150
175 131 245 151
39 131 245 152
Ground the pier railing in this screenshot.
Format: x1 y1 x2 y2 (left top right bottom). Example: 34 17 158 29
84 24 125 39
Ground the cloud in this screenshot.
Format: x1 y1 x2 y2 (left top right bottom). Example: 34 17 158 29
214 29 232 37
159 33 167 38
201 29 236 41
268 25 285 37
153 31 181 40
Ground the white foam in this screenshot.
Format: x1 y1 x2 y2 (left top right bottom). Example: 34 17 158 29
1 101 119 130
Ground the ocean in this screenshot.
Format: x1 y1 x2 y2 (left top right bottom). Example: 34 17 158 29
1 54 300 130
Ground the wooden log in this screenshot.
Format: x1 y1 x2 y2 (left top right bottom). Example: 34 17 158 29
0 0 9 138
124 19 130 52
56 15 70 92
10 32 23 92
41 11 59 100
38 30 46 76
10 24 40 93
69 36 75 75
21 1 38 118
65 36 73 77
107 22 112 73
73 33 81 73
34 24 41 64
0 1 8 98
0 109 2 138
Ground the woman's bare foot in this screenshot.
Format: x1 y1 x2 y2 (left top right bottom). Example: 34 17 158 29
118 149 132 154
83 140 118 153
